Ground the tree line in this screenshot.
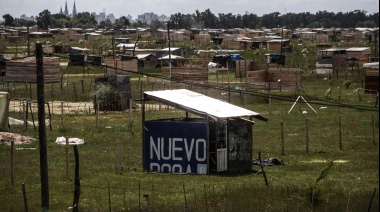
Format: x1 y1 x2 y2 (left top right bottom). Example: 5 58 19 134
2 8 379 30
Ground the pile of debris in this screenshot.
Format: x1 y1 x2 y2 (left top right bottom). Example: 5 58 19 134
0 132 36 145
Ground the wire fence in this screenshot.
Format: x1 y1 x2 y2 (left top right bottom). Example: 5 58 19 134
1 178 378 211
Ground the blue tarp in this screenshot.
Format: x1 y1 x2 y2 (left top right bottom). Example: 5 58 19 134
230 54 240 61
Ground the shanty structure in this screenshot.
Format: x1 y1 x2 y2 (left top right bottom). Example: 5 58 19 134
363 62 379 93
142 89 267 174
5 56 60 83
68 47 89 66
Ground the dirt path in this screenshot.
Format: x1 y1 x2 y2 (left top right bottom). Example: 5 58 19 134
9 100 94 115
8 100 172 114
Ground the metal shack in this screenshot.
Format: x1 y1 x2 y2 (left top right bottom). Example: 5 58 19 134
142 89 267 174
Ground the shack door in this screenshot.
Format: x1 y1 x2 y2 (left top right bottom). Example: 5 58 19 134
216 123 228 171
227 119 253 172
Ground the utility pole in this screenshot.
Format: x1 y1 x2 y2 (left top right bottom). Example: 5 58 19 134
36 43 49 211
167 21 172 78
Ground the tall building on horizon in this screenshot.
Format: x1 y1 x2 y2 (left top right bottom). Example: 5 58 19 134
60 1 77 17
64 1 69 16
72 1 77 16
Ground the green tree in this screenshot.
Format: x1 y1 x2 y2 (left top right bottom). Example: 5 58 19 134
98 19 113 29
150 20 165 30
36 9 52 29
72 12 97 28
114 16 130 30
2 14 14 26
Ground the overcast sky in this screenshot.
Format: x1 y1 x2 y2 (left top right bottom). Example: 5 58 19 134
1 0 379 20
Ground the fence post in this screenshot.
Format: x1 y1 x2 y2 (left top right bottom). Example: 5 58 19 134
11 139 15 186
108 181 111 212
116 136 120 173
183 181 188 211
259 151 270 186
373 113 377 146
339 115 343 150
139 179 141 212
281 122 285 156
72 145 80 212
36 43 50 211
204 184 208 212
129 98 133 134
338 91 341 114
96 100 99 127
61 102 64 127
269 83 272 114
73 82 77 102
22 183 28 212
306 119 310 153
65 137 69 180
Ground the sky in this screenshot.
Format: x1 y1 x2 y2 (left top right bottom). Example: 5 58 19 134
1 0 379 20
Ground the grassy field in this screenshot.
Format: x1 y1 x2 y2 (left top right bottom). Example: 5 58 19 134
0 35 379 211
0 65 378 211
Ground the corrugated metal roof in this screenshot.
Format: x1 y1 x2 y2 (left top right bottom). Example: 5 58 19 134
144 89 267 121
346 47 370 52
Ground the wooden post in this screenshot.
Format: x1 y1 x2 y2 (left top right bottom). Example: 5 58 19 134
72 145 80 212
96 100 99 127
338 90 341 114
116 136 120 173
27 26 30 56
269 83 272 114
81 79 84 94
339 115 343 150
129 98 133 134
11 139 14 186
65 137 69 180
183 181 188 211
138 180 141 212
372 113 377 146
306 119 310 153
368 188 377 212
73 82 77 102
23 100 27 130
61 102 64 126
22 183 28 212
108 181 111 212
204 184 208 212
36 43 49 211
281 122 285 156
259 151 270 186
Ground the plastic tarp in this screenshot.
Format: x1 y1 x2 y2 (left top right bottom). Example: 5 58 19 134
55 136 85 145
0 92 9 131
363 62 379 68
230 54 240 61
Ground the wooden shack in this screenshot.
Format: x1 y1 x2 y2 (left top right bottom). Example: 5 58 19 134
246 68 301 90
235 59 251 78
165 67 209 88
68 34 85 41
104 55 138 75
136 54 157 68
194 34 211 44
5 56 60 83
142 89 267 174
68 47 89 66
85 32 101 41
363 62 379 93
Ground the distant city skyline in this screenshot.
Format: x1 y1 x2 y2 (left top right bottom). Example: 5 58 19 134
1 0 379 21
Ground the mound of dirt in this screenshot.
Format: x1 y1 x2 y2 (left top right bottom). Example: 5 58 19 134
0 132 36 145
